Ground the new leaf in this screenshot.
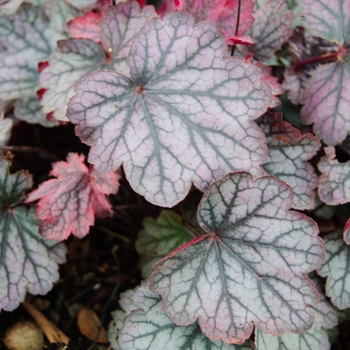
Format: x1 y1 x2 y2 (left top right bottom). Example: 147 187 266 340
26 153 120 241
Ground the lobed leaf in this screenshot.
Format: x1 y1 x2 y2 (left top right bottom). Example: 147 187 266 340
26 153 120 241
257 112 320 210
318 146 350 205
136 210 194 278
40 0 157 121
174 0 255 40
317 231 350 309
0 157 66 311
301 62 350 145
248 0 293 61
150 172 325 344
301 0 350 44
68 12 272 207
118 281 255 350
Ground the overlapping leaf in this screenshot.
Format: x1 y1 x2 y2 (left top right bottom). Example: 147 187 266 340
283 27 338 105
162 0 254 41
0 157 67 311
255 274 338 350
248 0 293 61
301 0 350 44
14 97 58 127
40 1 157 121
26 153 120 241
257 112 320 210
343 218 350 244
68 12 272 207
0 100 12 145
300 0 350 145
136 210 194 278
118 281 256 350
149 171 325 344
0 4 55 100
301 61 350 145
317 231 350 309
318 146 350 205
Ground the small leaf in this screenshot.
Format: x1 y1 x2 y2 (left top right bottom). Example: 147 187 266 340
173 0 255 40
301 62 350 145
318 146 350 205
26 153 120 241
136 210 194 278
317 231 350 309
248 0 293 61
68 12 272 207
150 172 325 344
0 157 67 311
301 0 350 44
257 112 321 210
118 281 256 350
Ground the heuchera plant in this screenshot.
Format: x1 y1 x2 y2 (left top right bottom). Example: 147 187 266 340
1 0 350 348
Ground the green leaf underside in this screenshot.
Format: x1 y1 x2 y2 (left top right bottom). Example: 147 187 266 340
136 210 194 279
150 172 325 344
68 12 272 207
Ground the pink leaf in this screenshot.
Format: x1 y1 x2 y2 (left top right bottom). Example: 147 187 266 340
163 0 254 39
282 27 338 105
318 146 350 205
301 62 350 145
26 153 120 241
68 11 103 43
149 172 325 344
67 12 272 207
257 112 321 210
301 0 350 45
